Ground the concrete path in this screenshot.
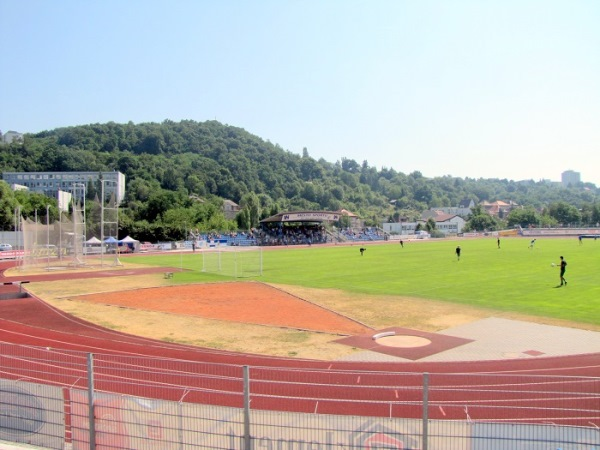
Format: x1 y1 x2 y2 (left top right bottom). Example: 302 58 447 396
339 317 600 362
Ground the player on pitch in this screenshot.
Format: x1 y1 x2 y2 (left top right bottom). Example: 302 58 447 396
559 256 567 286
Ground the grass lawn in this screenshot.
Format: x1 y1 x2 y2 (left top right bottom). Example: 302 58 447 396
131 236 600 326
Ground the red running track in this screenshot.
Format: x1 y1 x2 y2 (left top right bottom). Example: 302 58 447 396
1 262 599 426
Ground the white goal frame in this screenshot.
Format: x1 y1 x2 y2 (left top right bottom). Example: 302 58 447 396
201 246 263 278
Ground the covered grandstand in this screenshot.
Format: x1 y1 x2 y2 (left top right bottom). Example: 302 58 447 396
258 211 338 245
257 210 385 245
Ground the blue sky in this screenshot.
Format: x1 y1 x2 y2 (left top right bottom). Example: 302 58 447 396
1 0 599 185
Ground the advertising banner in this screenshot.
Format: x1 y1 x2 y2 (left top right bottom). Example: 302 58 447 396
0 380 65 450
281 212 340 222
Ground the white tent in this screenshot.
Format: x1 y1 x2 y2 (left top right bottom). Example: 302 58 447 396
119 236 140 252
84 236 103 255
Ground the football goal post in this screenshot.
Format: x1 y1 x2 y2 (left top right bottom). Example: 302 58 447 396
201 246 263 278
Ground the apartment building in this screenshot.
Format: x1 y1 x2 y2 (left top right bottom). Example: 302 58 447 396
2 171 125 204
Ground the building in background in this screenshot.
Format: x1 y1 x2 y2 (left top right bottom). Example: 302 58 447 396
223 199 241 220
480 200 518 218
561 170 581 187
430 214 466 235
383 214 466 236
2 171 125 204
0 130 24 144
422 198 475 218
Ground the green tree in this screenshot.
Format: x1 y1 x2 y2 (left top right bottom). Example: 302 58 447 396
14 190 59 223
425 217 436 232
144 189 181 222
506 207 540 228
203 212 236 233
0 182 18 230
185 174 206 196
547 201 582 226
465 205 499 232
239 192 261 229
581 203 600 226
236 208 251 230
162 207 196 235
161 166 182 191
136 132 164 154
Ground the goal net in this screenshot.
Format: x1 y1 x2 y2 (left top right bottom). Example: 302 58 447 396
201 247 263 278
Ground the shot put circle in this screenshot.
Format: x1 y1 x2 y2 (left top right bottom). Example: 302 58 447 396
375 335 432 348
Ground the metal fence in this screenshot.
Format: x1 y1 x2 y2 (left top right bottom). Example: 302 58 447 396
1 343 598 449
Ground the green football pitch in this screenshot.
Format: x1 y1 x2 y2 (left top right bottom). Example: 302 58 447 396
132 237 600 326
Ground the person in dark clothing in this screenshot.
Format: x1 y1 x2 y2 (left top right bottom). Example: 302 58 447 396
455 245 461 261
559 256 567 286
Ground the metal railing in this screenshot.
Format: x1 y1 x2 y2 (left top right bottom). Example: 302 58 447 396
1 343 598 449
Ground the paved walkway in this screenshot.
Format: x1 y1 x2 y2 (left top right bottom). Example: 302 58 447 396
338 317 600 362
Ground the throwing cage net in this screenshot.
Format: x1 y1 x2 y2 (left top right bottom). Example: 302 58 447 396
201 247 263 278
20 205 86 271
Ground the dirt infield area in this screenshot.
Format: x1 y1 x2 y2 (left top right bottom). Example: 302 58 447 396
6 263 595 360
73 282 373 335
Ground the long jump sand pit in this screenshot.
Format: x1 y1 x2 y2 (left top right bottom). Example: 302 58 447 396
72 282 372 336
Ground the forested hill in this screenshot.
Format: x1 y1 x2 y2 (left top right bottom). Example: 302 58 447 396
0 120 597 229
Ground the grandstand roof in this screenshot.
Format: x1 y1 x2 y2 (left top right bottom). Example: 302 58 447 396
260 211 342 223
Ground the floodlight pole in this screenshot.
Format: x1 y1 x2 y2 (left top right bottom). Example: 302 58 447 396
59 211 62 261
46 204 50 270
100 183 104 267
15 206 22 271
34 209 38 264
